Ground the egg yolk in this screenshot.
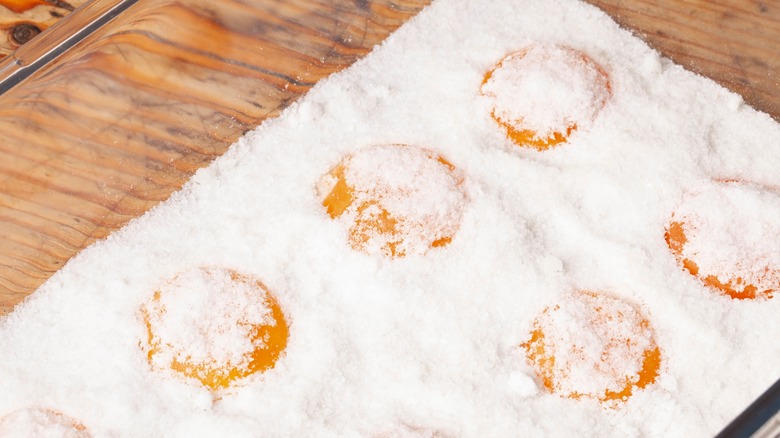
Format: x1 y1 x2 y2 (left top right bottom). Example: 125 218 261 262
141 268 289 390
481 45 611 150
320 144 465 257
664 181 780 300
0 409 90 437
666 218 777 301
521 291 661 404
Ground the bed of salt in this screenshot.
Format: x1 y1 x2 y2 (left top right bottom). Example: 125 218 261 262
0 0 779 436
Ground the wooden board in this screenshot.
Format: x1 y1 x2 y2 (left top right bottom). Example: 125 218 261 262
584 0 780 122
0 0 88 59
0 0 431 314
0 0 778 314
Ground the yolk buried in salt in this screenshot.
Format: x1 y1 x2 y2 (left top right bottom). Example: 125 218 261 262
481 45 611 150
521 291 661 405
665 182 779 300
319 144 466 257
141 267 289 390
0 408 90 437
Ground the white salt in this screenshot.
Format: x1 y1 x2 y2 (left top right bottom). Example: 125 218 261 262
0 409 89 438
0 0 779 436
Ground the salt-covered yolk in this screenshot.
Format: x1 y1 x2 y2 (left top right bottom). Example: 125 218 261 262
665 183 779 300
0 408 90 437
521 291 661 404
481 45 611 150
664 221 759 299
141 267 289 390
320 144 466 257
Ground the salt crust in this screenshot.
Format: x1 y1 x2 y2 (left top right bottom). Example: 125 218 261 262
671 182 780 294
143 267 274 375
0 0 778 436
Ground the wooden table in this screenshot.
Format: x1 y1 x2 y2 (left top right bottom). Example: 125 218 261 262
0 0 778 314
587 0 780 123
0 0 88 59
0 0 431 313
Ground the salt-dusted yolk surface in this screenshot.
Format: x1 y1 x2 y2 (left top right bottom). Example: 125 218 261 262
0 408 90 437
141 267 289 390
481 45 611 150
665 182 780 300
521 291 661 404
319 144 466 257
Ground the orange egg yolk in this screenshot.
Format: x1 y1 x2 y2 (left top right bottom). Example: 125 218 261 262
321 144 464 257
481 45 611 150
521 291 661 404
142 269 289 390
665 220 776 300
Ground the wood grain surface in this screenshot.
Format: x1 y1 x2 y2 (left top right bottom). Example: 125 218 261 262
585 0 780 121
0 0 778 314
0 0 87 58
0 0 430 314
